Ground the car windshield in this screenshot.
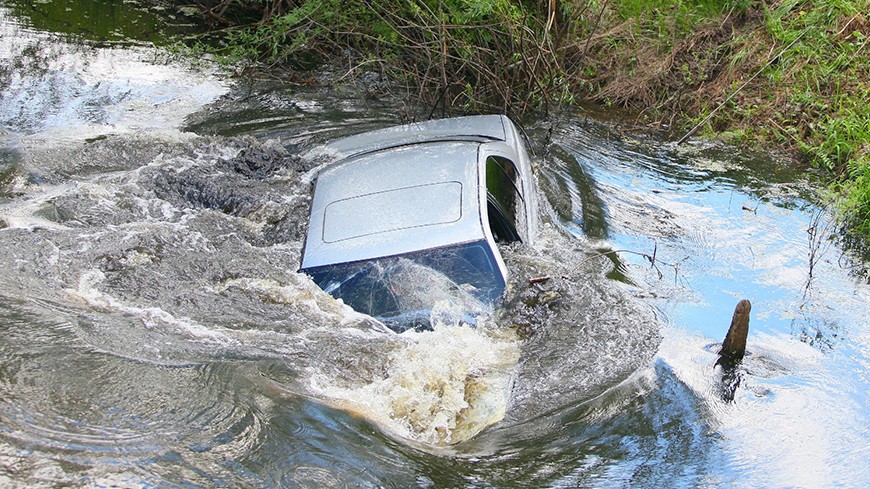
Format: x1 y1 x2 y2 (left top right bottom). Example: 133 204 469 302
304 240 505 323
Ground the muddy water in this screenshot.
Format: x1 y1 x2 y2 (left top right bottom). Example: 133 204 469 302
1 2 869 488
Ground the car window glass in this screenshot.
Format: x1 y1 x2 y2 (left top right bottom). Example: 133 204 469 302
485 155 525 242
304 240 505 322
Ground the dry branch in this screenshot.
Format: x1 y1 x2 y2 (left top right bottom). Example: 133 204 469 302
528 244 681 285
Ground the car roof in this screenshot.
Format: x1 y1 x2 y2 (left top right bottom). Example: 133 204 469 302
323 114 509 160
300 140 488 270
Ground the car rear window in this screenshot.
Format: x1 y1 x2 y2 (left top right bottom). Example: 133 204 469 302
303 240 505 320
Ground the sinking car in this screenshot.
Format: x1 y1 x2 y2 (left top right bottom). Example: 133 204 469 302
299 115 536 331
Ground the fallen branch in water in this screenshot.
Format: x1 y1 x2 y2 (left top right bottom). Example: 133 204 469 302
716 299 751 367
528 243 685 285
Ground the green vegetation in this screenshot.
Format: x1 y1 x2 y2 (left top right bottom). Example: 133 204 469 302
171 0 869 238
179 0 564 113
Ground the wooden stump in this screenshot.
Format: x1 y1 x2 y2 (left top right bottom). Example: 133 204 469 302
716 299 751 368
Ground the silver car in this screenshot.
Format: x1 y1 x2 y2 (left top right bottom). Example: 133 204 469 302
300 115 536 330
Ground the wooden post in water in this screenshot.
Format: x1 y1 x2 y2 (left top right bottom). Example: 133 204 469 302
716 299 751 402
716 299 751 368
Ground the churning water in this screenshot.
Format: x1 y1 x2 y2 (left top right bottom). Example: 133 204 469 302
1 2 868 488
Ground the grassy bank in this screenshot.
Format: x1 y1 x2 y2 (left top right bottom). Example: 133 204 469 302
172 0 869 238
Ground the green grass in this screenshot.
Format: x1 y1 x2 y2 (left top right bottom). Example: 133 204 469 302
752 0 869 234
609 0 869 238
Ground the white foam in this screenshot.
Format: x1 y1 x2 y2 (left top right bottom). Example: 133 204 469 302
68 270 219 338
311 323 520 447
0 182 78 230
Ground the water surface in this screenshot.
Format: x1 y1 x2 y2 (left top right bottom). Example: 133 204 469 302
1 2 868 487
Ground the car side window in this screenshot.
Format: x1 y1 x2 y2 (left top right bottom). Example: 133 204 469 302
485 155 525 243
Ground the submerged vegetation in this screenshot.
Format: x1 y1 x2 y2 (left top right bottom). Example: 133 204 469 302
168 0 869 238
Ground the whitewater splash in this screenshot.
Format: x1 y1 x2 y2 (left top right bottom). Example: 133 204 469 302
67 259 521 446
311 320 521 447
